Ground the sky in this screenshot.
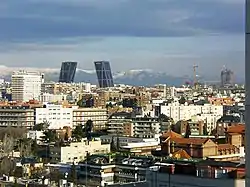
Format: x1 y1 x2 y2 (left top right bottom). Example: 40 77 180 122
0 0 245 81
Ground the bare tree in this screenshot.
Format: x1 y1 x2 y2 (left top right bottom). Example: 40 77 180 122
18 138 32 157
0 156 16 175
1 134 14 157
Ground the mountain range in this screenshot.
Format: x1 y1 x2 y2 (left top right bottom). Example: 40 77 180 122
0 66 188 86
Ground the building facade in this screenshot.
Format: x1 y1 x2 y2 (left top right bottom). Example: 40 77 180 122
160 103 223 126
59 61 77 83
11 71 42 102
36 104 73 129
94 61 114 88
72 107 108 130
0 106 35 128
50 139 110 164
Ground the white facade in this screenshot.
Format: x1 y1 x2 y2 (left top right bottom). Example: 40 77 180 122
11 71 42 102
27 130 44 143
36 104 73 129
50 139 110 163
39 93 67 103
160 103 223 123
192 113 222 133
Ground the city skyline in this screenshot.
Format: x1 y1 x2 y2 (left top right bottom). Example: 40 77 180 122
0 0 244 80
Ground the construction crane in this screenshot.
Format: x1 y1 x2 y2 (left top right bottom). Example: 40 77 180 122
193 64 198 88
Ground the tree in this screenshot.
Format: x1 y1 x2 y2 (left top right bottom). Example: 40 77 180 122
64 132 69 141
110 137 116 152
72 124 85 141
0 156 16 176
85 120 93 141
42 130 58 143
1 134 14 157
185 124 191 138
31 139 39 156
106 102 113 108
179 96 186 105
203 122 209 136
116 136 120 152
69 162 77 184
18 138 32 157
159 114 170 122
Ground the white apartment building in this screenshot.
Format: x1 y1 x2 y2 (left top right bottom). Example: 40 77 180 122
11 71 43 102
36 104 73 129
39 93 67 103
160 103 223 123
72 107 108 129
50 139 110 164
193 113 223 133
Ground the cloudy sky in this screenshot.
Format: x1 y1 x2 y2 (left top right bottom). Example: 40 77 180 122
0 0 244 80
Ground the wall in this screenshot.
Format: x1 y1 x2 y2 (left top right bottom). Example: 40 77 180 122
147 171 245 187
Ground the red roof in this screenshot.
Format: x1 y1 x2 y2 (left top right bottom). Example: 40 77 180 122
226 124 245 134
161 130 182 139
170 137 212 145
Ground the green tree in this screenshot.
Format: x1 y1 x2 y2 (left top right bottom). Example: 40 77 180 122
72 124 85 141
69 162 77 184
64 132 69 141
179 96 186 105
33 121 50 131
185 124 191 138
110 137 117 152
31 139 39 156
42 130 58 143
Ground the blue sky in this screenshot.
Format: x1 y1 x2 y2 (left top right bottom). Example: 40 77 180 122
0 0 244 80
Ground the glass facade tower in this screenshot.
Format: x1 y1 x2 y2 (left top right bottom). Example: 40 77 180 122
59 61 77 83
94 61 114 88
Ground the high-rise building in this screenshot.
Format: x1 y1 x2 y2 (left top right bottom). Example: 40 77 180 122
221 67 234 87
11 71 42 102
94 61 114 88
59 61 77 83
245 0 250 185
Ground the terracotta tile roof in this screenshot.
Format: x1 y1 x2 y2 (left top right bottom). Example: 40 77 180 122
172 149 191 159
226 124 245 134
218 144 236 150
161 130 182 139
170 137 212 145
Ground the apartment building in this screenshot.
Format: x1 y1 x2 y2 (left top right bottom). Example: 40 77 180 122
36 104 73 129
72 107 108 130
147 163 245 187
159 103 223 124
0 105 35 128
107 112 133 135
39 93 67 103
132 117 161 138
50 139 110 164
11 71 43 102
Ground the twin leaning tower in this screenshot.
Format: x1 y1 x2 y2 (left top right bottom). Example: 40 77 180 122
58 61 114 88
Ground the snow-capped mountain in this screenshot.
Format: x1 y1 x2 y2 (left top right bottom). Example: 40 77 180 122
0 66 185 86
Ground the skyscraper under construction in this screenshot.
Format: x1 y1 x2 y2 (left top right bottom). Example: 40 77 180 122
220 67 234 87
